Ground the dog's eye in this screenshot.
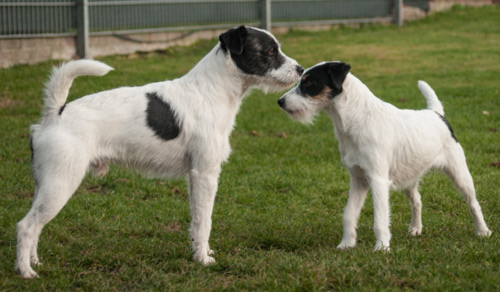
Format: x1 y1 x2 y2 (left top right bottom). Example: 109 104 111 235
302 79 313 86
265 47 277 56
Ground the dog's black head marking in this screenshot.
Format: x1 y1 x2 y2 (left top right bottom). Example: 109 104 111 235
299 72 330 98
327 62 351 94
219 25 286 76
145 92 181 141
219 25 248 55
298 62 351 99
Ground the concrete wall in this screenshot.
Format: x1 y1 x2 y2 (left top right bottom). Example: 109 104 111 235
1 37 76 68
89 30 225 59
0 30 225 68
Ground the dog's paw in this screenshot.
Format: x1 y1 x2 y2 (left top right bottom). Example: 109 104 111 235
194 253 216 266
15 265 39 279
374 241 390 252
30 257 42 266
193 247 216 266
477 228 492 237
337 241 356 250
409 226 423 236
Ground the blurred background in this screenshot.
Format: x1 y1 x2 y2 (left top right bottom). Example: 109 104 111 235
0 0 496 68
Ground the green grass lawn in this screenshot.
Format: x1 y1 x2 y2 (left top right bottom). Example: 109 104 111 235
1 5 499 291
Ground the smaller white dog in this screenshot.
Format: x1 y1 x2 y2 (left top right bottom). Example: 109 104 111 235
278 61 492 251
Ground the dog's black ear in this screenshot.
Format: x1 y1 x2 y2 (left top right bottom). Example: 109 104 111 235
327 62 351 92
219 25 248 55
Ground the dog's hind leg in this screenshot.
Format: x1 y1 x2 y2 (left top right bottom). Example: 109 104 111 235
337 168 369 250
29 217 43 267
370 175 392 251
404 183 423 236
16 152 89 278
443 145 491 237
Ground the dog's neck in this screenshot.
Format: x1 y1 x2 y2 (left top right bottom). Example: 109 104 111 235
176 43 252 139
184 44 249 106
325 73 384 135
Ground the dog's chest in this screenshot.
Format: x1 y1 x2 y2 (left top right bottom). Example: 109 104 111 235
337 135 364 169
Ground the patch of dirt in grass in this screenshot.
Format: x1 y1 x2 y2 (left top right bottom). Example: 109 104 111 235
0 97 24 109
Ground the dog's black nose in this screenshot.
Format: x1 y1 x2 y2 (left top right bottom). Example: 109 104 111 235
278 98 285 107
296 66 304 75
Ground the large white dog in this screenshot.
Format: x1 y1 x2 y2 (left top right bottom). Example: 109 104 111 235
278 61 491 251
16 25 303 278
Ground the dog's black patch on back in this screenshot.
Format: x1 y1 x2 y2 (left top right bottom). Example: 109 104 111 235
58 104 66 115
219 26 285 76
299 62 351 98
30 137 34 163
30 137 39 187
435 112 458 142
146 92 181 141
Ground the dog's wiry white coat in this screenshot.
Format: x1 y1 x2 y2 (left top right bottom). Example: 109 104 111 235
16 27 301 278
280 64 491 251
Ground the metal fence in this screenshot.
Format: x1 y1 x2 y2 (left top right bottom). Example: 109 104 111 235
0 0 76 37
0 0 415 57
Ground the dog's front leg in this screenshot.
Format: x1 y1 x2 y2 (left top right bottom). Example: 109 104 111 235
338 168 369 249
370 176 392 251
188 167 220 265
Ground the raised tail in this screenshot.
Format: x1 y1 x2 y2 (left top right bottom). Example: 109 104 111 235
418 80 444 116
42 59 113 123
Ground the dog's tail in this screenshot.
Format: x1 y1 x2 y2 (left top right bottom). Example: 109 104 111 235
418 80 444 116
42 59 113 122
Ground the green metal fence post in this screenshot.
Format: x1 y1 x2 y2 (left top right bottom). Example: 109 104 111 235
262 0 271 31
394 0 403 26
76 0 89 58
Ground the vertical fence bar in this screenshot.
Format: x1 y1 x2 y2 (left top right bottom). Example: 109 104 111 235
394 0 403 26
262 0 271 31
76 0 89 58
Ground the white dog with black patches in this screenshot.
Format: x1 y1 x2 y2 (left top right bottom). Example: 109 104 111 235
278 61 491 251
16 25 303 278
